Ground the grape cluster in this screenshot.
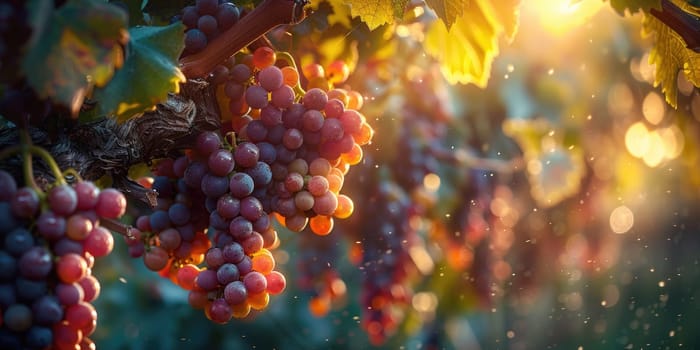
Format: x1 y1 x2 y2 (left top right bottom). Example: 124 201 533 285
0 170 125 349
180 0 241 57
355 180 416 346
131 131 286 322
217 47 372 235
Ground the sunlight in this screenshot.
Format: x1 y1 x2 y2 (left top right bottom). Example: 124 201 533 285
522 0 605 34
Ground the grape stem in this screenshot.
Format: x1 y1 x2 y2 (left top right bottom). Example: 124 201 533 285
100 218 133 238
179 0 309 78
275 51 307 97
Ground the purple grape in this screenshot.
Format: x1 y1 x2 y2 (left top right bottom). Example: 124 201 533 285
258 66 283 92
260 105 283 127
185 29 207 53
216 263 240 285
208 149 235 176
5 228 34 257
228 216 252 240
222 242 245 263
223 280 247 305
217 194 240 219
216 2 240 30
244 162 272 188
0 170 17 202
230 64 251 84
18 246 52 280
196 131 222 156
201 174 229 198
168 202 191 226
240 196 263 221
181 5 199 28
229 172 254 198
31 295 63 325
197 14 218 38
245 85 269 109
271 85 295 109
205 247 225 268
11 187 39 219
302 88 328 110
195 269 219 291
36 210 66 241
243 271 267 294
244 120 268 143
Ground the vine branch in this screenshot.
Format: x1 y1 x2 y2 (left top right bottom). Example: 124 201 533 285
179 0 309 78
650 0 700 52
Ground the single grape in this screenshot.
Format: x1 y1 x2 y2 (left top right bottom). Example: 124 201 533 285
252 46 276 69
197 14 218 38
245 85 269 109
258 66 283 92
18 246 52 280
271 85 295 109
223 280 247 305
185 29 207 53
95 188 126 219
11 187 39 218
0 170 17 201
216 3 240 30
302 88 328 111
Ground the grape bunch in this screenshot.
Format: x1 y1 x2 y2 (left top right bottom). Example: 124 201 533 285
216 47 372 235
0 170 125 349
179 0 241 57
130 131 286 323
354 180 416 346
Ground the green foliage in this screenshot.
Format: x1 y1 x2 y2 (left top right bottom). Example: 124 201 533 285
22 0 128 115
91 22 186 122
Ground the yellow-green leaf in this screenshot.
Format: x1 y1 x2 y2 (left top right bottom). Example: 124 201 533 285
325 0 353 27
424 0 520 87
642 0 700 108
605 0 661 15
346 0 410 30
22 0 128 115
425 0 468 30
92 23 186 122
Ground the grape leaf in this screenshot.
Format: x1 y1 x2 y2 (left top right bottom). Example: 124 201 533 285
606 0 661 14
22 0 128 115
346 0 410 30
642 0 700 107
327 0 353 27
425 0 467 30
92 22 186 122
424 0 520 87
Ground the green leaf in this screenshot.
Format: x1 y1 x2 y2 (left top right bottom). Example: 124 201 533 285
605 0 661 14
641 0 700 107
424 0 520 87
346 0 410 30
425 0 467 30
22 0 129 115
92 22 186 122
143 0 191 21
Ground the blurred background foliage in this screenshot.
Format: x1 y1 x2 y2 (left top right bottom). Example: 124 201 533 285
93 1 700 349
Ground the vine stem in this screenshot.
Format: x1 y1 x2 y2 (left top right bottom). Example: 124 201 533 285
179 0 308 78
650 0 700 52
100 218 134 238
